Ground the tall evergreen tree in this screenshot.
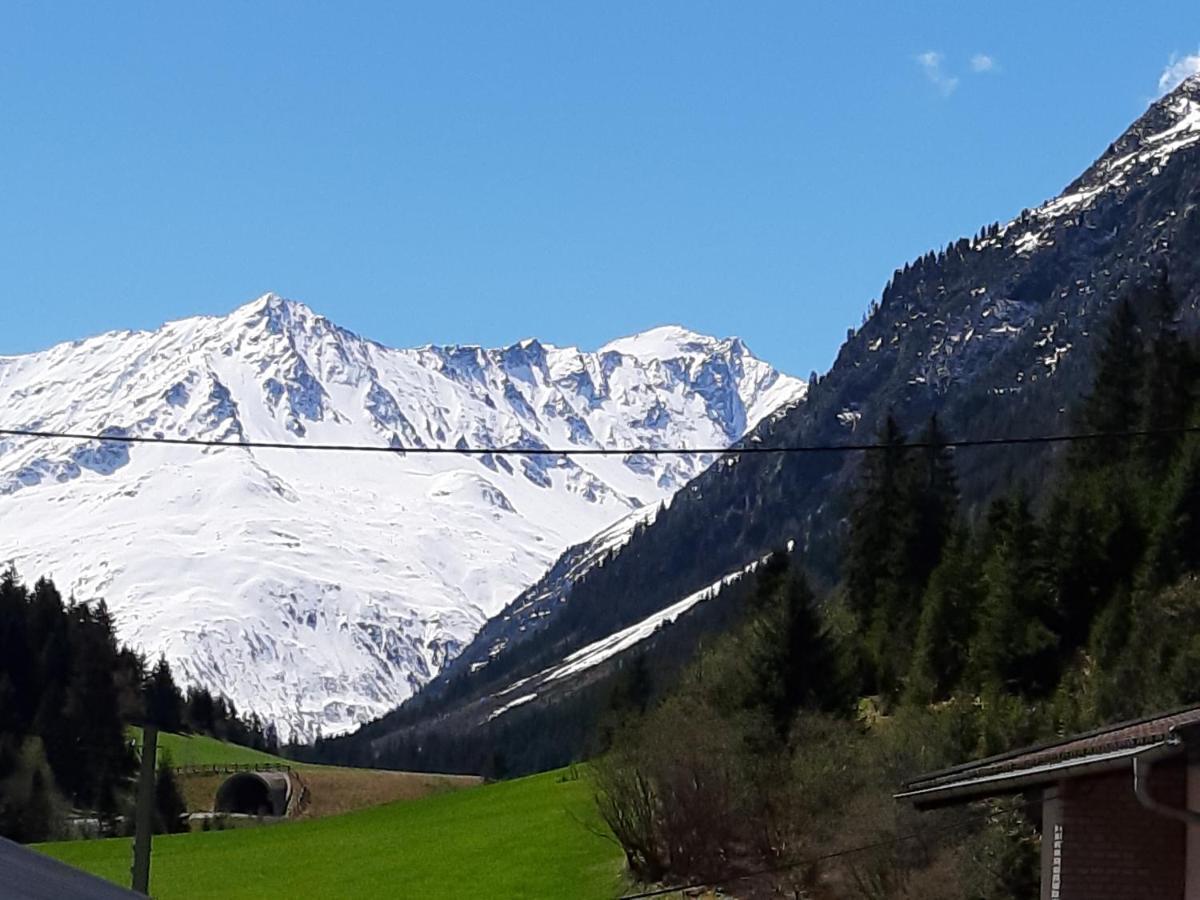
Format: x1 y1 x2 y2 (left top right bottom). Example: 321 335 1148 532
62 601 130 808
1136 270 1194 473
1042 493 1108 654
911 415 960 589
740 561 847 735
906 529 980 704
848 415 960 695
1075 297 1144 469
114 648 148 725
1144 434 1200 587
846 417 923 693
0 571 32 735
154 751 188 834
144 656 184 733
608 654 655 720
844 416 910 623
31 580 77 803
1042 293 1167 656
969 496 1058 695
185 686 217 734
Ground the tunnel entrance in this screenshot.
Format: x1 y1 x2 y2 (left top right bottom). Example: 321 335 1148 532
214 772 289 816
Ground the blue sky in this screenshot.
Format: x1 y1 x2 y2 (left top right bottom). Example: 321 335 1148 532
1 2 1197 376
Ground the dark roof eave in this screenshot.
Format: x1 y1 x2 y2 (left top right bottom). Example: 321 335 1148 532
903 702 1200 789
895 739 1180 810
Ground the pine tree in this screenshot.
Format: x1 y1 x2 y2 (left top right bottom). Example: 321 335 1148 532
185 686 217 735
1075 297 1144 469
847 415 960 695
30 580 75 801
1144 434 1200 587
608 654 654 719
64 601 132 809
969 496 1058 695
144 656 184 733
844 416 910 624
1136 270 1194 474
906 529 980 704
153 751 188 834
1043 290 1165 655
0 574 134 824
247 713 266 750
1042 493 1107 654
911 415 959 586
114 649 147 725
0 571 33 735
740 558 848 735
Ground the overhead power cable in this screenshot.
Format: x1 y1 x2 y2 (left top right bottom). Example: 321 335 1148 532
0 424 1198 456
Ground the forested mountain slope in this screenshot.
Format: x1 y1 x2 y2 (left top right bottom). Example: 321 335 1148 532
318 75 1200 772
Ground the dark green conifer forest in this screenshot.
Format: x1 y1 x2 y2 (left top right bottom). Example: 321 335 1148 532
595 273 1200 896
0 570 280 841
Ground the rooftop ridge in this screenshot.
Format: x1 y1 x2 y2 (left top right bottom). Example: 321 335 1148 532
901 701 1200 790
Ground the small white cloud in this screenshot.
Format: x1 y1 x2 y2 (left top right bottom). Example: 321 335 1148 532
970 54 996 73
1159 50 1200 95
917 51 959 97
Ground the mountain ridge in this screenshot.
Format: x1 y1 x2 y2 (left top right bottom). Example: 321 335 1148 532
0 296 804 740
329 73 1200 774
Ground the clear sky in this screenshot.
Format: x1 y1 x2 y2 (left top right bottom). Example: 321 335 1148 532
2 2 1197 376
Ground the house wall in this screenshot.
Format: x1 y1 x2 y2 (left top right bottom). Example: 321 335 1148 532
1040 765 1186 900
1186 763 1200 898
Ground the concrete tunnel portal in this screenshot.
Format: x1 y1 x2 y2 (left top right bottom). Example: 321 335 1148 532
214 771 292 817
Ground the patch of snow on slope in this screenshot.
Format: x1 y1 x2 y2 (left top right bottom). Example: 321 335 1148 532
486 693 538 722
485 550 782 722
544 554 768 683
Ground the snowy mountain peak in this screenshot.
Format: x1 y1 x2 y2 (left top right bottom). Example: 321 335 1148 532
1072 75 1200 187
602 324 728 360
0 297 804 739
232 290 308 321
972 73 1200 260
1177 72 1200 95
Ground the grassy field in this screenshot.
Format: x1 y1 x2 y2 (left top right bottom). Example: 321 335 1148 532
39 769 626 899
176 765 479 819
127 727 481 817
128 727 290 768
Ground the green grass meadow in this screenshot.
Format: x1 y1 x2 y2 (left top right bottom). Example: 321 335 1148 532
127 727 291 768
39 769 626 899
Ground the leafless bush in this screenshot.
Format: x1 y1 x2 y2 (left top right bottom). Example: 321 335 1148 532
594 694 762 883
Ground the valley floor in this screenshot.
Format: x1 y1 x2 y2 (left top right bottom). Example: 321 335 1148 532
37 770 625 899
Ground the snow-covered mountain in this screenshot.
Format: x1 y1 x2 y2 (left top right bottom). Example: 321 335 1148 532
0 295 804 738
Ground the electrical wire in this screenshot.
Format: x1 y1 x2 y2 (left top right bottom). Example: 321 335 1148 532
0 424 1197 456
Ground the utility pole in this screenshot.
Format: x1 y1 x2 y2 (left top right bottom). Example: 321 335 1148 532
131 725 157 895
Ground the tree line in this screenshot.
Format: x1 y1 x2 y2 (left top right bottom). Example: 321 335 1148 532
596 270 1200 897
0 570 279 841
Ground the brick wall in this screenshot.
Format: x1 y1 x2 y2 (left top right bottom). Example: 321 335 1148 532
1042 764 1186 900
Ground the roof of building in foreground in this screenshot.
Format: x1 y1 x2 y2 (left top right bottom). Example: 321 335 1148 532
0 836 139 900
896 704 1200 810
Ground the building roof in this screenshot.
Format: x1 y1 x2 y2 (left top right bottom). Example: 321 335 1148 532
0 837 139 900
897 704 1200 809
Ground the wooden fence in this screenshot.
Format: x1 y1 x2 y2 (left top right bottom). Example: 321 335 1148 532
171 762 294 776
